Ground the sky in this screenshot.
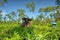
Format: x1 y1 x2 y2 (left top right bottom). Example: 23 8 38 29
0 0 56 18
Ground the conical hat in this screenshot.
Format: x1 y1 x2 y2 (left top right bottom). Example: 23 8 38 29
22 16 32 21
22 18 32 21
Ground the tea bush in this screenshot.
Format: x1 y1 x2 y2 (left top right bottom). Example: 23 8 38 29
0 23 60 40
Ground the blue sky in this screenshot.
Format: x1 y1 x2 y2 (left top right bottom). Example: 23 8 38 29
0 0 56 18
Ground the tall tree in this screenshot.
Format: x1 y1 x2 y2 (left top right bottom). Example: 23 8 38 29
17 9 26 22
39 6 55 14
4 16 6 21
37 13 43 20
55 6 60 21
0 0 8 6
38 6 55 20
6 14 12 21
0 10 2 21
9 11 16 21
50 13 54 18
55 0 60 21
26 2 35 12
56 0 60 5
17 9 26 18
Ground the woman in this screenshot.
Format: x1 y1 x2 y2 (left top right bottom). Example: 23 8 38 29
22 17 32 27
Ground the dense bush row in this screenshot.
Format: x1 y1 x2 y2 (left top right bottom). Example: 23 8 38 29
0 23 60 40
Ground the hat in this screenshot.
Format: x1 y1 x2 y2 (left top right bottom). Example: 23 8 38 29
22 16 32 21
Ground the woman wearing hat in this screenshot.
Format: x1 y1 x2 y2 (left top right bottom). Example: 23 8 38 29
21 16 32 27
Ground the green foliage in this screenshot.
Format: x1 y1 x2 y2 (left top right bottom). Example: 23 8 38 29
17 9 26 18
39 6 55 13
2 0 8 3
0 0 8 6
26 2 35 12
0 22 60 40
0 10 2 21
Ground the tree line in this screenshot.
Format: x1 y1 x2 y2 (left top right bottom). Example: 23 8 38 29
0 0 60 23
